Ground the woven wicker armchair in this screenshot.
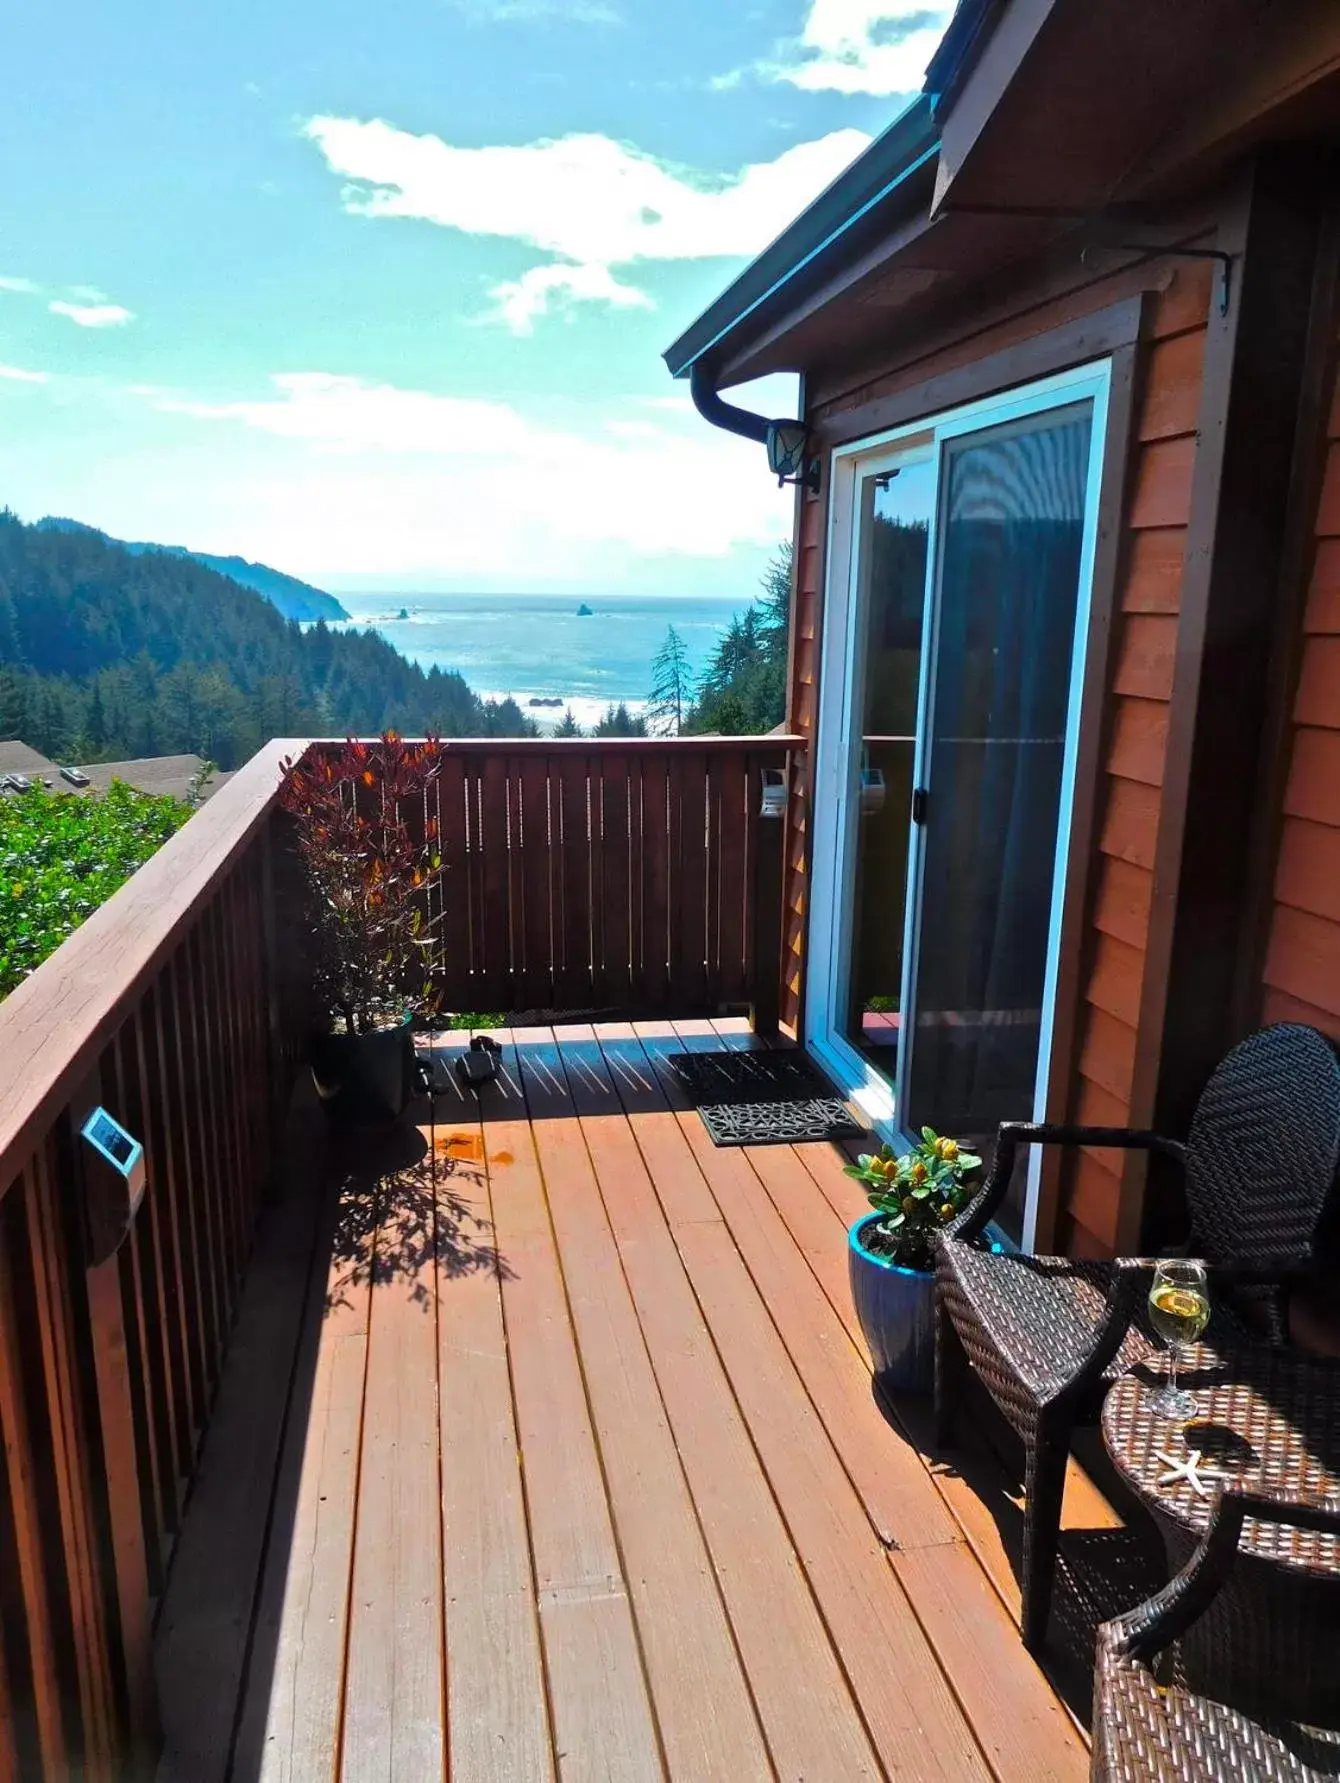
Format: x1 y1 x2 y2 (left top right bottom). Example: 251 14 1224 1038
934 1023 1340 1651
1091 1488 1340 1781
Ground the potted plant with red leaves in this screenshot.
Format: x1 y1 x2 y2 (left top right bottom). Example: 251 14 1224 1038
278 733 445 1123
846 1128 981 1392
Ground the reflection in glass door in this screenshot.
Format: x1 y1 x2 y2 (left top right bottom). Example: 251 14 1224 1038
808 365 1108 1246
838 458 934 1072
903 404 1095 1236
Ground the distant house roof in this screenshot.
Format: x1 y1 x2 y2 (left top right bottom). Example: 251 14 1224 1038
1 742 233 802
78 755 233 803
0 741 60 785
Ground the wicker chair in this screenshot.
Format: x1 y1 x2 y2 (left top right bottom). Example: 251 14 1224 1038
1091 1488 1340 1781
934 1023 1340 1651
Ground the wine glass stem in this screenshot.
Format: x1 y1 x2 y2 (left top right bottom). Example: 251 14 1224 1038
1167 1345 1180 1397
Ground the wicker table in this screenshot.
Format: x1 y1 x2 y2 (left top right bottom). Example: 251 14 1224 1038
1102 1346 1340 1728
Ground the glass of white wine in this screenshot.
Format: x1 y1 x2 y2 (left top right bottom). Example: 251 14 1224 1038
1147 1259 1210 1421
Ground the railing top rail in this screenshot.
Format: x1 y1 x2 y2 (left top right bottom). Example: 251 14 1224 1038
306 736 804 755
0 738 302 1183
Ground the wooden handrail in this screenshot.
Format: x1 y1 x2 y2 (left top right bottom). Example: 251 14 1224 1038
322 735 806 753
0 739 304 1184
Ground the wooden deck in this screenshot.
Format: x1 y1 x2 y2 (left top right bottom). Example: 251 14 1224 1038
153 1020 1118 1783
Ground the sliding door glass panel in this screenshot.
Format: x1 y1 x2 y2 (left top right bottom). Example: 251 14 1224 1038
840 459 935 1071
905 404 1094 1229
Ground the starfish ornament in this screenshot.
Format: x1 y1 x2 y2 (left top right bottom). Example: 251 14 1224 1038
1154 1449 1225 1499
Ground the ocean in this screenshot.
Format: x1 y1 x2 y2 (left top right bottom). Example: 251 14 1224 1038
332 591 745 733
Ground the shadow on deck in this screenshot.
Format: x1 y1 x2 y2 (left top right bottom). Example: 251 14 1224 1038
153 1020 1160 1783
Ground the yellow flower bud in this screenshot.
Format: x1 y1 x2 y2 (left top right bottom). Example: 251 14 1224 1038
909 1160 928 1184
938 1137 959 1161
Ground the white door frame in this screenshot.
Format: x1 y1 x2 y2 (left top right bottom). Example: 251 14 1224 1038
805 359 1112 1252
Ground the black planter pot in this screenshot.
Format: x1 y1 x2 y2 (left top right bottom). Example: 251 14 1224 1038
310 1019 415 1125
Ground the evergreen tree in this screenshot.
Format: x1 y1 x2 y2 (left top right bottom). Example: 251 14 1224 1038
554 708 583 737
685 542 793 736
647 624 691 737
594 702 649 738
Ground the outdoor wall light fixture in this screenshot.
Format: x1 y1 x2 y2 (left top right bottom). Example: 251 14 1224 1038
765 420 821 494
760 767 787 819
688 366 821 495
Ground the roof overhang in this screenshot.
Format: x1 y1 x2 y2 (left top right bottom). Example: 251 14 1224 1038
664 0 1340 395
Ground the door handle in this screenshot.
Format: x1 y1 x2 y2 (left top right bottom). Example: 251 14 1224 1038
911 787 928 824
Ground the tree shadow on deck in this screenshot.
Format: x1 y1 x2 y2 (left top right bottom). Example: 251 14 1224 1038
323 1114 513 1317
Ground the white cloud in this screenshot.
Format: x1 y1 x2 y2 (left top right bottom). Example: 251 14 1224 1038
487 262 652 334
137 370 793 563
303 115 870 329
157 372 550 457
0 275 43 295
0 364 48 383
730 1 951 98
48 299 134 328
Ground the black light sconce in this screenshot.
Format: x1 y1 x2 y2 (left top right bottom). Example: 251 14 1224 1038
765 420 822 495
689 364 821 495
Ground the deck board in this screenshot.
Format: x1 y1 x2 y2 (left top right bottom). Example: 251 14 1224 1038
560 1040 886 1780
432 1079 555 1783
479 1033 663 1782
511 1029 772 1781
238 1163 367 1783
153 1094 328 1783
340 1111 446 1782
158 1034 1092 1783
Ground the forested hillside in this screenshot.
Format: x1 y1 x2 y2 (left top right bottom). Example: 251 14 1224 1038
0 509 536 767
35 517 349 621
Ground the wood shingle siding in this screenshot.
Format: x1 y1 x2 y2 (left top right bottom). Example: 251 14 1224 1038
1058 275 1211 1257
1262 355 1340 1032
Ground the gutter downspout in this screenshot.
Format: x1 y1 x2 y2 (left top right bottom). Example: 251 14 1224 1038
689 360 817 493
689 361 772 444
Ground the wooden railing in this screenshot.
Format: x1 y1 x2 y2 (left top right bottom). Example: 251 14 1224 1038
0 732 794 1779
0 740 301 1780
410 738 792 1025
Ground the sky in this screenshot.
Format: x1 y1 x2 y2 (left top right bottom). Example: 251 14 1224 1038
0 0 950 595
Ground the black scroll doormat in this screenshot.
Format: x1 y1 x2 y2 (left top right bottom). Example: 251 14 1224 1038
667 1049 864 1147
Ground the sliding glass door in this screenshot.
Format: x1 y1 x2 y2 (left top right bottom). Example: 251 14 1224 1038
807 366 1109 1246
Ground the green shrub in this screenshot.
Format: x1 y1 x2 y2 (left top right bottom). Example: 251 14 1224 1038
0 781 192 997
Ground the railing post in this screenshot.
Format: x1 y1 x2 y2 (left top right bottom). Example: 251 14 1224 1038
749 750 785 1039
65 1070 159 1774
259 822 285 1155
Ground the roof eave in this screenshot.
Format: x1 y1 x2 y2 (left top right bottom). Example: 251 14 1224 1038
662 95 940 383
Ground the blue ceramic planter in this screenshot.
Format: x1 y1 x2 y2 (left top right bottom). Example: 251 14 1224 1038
848 1213 936 1393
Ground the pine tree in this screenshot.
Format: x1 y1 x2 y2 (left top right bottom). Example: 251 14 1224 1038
594 702 649 738
554 708 583 737
647 625 691 737
684 542 793 737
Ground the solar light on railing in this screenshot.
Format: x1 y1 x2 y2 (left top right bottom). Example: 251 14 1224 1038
80 1106 146 1265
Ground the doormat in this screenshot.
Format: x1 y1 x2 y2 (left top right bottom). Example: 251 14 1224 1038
667 1049 864 1147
